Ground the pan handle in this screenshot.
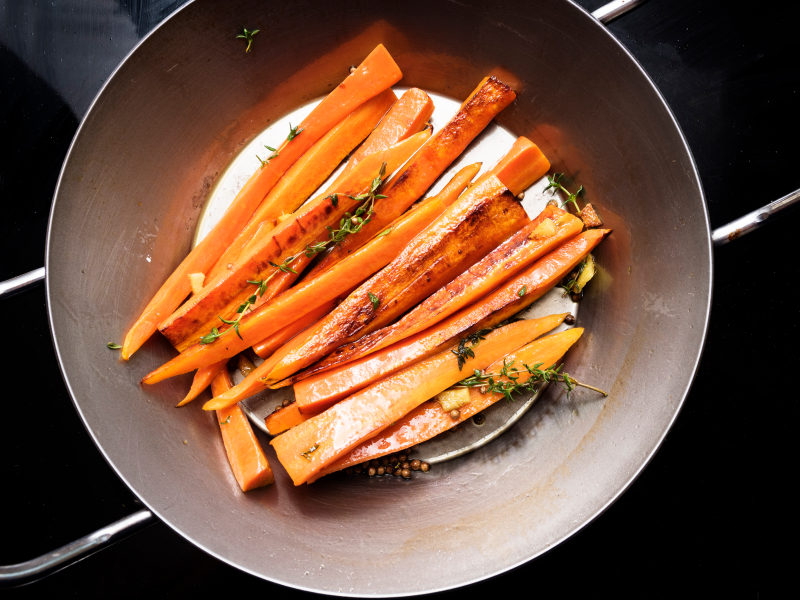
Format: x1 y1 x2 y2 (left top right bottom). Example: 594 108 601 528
711 188 800 247
592 1 800 245
0 508 155 587
0 267 46 301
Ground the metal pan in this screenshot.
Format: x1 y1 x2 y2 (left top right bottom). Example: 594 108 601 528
2 0 798 593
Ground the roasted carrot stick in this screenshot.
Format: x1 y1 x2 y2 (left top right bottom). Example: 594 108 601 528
253 299 337 359
270 319 549 485
289 204 582 385
121 44 403 359
264 403 319 436
143 161 473 386
157 130 430 351
177 360 227 407
308 76 517 277
206 89 398 282
480 136 551 197
293 313 566 415
261 175 529 385
212 370 274 491
310 327 584 480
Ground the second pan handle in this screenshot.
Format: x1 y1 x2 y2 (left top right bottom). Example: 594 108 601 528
592 0 800 247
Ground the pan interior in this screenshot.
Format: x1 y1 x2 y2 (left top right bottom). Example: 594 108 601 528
193 86 580 461
45 0 711 595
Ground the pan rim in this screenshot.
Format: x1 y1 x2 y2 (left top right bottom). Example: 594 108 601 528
43 0 714 595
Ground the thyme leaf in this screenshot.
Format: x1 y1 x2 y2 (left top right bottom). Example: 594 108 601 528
301 443 320 460
107 342 122 349
368 292 380 310
220 416 231 425
518 285 527 297
236 28 259 53
287 122 304 141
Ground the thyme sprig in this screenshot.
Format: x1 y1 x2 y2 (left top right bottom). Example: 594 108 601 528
544 173 584 213
287 122 304 141
451 318 523 370
199 163 388 345
256 145 279 169
236 28 259 53
454 358 608 401
559 256 589 297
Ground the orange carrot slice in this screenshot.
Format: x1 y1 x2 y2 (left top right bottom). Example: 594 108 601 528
143 158 471 386
310 327 584 480
212 370 274 491
270 319 549 485
121 44 403 359
308 76 517 277
253 299 337 359
261 175 529 385
264 403 319 436
293 313 566 415
177 360 226 407
289 204 582 385
157 130 430 351
206 88 398 282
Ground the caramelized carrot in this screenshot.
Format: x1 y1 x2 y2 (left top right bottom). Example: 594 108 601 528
270 319 549 485
264 403 319 436
308 76 517 276
206 89 398 282
293 313 566 415
290 204 582 384
176 360 226 407
157 130 430 351
143 161 472 386
212 370 274 491
121 44 403 359
310 327 584 480
253 300 337 359
480 136 551 197
261 175 529 385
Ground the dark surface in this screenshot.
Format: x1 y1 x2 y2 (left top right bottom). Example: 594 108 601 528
0 0 796 597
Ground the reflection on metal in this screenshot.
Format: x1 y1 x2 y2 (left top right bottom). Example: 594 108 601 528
0 267 45 301
592 0 648 23
0 509 154 586
712 188 800 247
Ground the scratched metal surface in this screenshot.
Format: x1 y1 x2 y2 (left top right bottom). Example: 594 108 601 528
41 0 712 595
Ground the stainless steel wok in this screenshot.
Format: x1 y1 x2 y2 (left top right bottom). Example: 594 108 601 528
2 0 798 594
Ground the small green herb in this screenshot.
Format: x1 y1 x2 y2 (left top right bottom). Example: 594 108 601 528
200 163 389 345
327 193 339 208
518 285 527 297
236 28 259 53
256 145 279 169
455 358 607 401
559 257 588 297
107 342 122 349
287 122 304 141
544 172 584 213
220 416 231 425
452 329 489 370
375 227 393 239
301 443 320 461
368 292 380 310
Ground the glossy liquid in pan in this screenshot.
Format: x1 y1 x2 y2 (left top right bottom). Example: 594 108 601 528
36 0 721 594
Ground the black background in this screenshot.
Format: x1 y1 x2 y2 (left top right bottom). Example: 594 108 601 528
1 0 797 597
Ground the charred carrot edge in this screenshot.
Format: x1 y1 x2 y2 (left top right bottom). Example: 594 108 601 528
253 299 337 359
176 360 227 407
271 319 551 485
143 156 468 387
211 370 274 491
121 44 402 359
307 75 517 277
293 313 566 415
291 228 608 412
309 327 584 481
264 403 319 436
261 175 529 385
156 130 430 351
206 89 398 282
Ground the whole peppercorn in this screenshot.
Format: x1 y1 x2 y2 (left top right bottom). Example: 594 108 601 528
274 405 283 412
472 413 486 425
394 468 403 477
377 467 385 476
571 292 582 302
387 455 397 464
370 459 378 467
410 459 421 471
397 454 407 463
401 469 411 479
420 462 430 472
564 314 576 326
345 467 353 475
450 409 460 420
381 457 389 466
402 462 411 470
368 467 376 477
282 399 291 408
354 466 362 474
